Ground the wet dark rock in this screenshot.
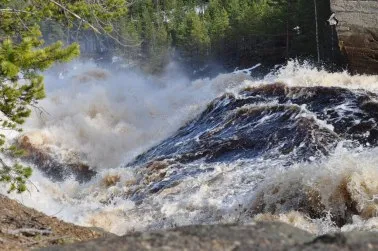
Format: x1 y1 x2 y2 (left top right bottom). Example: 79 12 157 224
130 83 378 167
22 154 96 183
17 134 96 183
124 84 378 200
40 222 378 251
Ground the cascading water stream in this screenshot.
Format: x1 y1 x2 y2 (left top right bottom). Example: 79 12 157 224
1 60 378 235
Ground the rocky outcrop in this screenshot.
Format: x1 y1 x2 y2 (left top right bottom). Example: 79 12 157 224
331 0 378 74
17 133 96 183
0 195 109 250
41 222 378 251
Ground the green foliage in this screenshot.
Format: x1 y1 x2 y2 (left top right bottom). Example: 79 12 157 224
0 162 32 193
110 0 332 72
205 0 229 42
175 11 210 66
0 0 333 191
0 0 128 193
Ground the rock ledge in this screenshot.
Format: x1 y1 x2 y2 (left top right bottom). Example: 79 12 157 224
42 222 378 251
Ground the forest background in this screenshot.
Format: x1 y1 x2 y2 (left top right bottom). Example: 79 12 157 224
39 0 338 76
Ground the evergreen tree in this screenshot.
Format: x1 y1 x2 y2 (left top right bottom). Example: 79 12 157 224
0 0 127 193
69 0 335 72
205 0 229 58
175 11 210 67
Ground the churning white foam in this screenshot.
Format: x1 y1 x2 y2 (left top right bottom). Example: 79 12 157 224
1 60 378 235
244 60 378 91
251 143 378 233
21 61 252 169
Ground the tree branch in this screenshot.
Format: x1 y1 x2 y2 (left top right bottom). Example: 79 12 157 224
48 0 101 34
0 9 33 14
7 228 52 237
0 157 11 172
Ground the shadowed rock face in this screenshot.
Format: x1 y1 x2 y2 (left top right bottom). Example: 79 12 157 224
331 0 378 74
40 222 378 251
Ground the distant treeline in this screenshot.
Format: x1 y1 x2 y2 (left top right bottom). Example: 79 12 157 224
42 0 339 74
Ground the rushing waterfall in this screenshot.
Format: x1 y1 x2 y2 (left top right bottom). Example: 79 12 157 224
2 60 378 235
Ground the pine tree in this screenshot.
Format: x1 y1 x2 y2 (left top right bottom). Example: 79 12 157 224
175 11 210 67
205 0 229 58
0 0 128 193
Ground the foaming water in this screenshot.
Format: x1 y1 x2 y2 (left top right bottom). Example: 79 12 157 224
262 60 378 90
21 61 251 170
251 145 378 229
1 60 378 236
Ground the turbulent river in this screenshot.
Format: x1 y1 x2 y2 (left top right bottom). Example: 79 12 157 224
2 60 378 235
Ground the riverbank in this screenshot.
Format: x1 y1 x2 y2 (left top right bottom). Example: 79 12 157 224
0 195 109 250
42 221 378 251
2 194 378 251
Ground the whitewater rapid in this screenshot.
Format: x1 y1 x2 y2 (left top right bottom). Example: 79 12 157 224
2 60 378 235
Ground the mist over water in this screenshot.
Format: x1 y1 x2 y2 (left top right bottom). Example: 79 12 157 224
2 60 378 235
22 61 249 169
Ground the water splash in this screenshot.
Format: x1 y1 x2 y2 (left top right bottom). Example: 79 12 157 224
2 60 378 236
